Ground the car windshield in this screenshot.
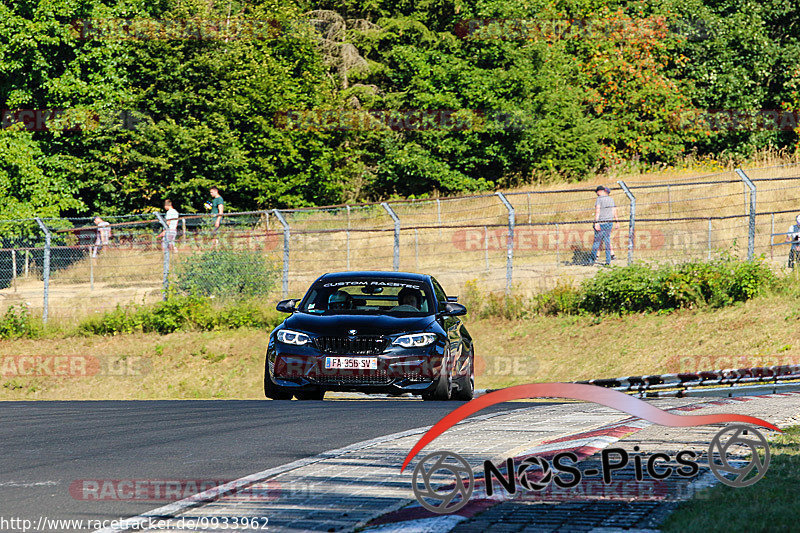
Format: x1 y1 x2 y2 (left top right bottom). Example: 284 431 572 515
299 278 433 316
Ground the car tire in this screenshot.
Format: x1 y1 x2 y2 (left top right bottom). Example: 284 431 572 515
452 349 474 401
422 361 452 401
294 389 325 401
264 364 293 400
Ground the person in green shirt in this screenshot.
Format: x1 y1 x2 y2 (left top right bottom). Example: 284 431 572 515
208 186 224 244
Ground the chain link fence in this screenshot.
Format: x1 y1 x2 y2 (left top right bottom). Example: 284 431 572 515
2 164 800 323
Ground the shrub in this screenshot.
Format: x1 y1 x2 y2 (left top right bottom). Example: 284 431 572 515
483 291 530 320
79 296 284 335
460 279 531 320
461 258 776 319
175 249 277 298
0 305 39 339
579 258 776 314
533 281 582 316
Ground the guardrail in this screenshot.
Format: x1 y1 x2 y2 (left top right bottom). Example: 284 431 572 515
577 364 800 398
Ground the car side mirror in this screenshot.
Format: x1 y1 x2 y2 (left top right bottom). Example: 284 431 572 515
442 302 467 316
276 299 298 313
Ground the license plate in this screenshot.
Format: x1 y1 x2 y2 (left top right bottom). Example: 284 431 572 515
324 357 378 370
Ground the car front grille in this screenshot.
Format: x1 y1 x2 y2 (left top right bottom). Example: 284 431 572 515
314 336 387 355
312 372 392 385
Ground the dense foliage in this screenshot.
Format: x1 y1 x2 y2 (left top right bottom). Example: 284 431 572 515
1 0 799 217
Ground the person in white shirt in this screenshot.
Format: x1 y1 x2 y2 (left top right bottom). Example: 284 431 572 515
786 214 800 268
92 216 111 257
158 199 180 253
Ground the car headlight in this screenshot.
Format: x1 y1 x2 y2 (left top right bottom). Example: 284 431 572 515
392 333 437 348
276 329 311 346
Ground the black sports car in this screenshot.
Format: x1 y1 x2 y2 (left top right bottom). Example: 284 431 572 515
265 271 474 401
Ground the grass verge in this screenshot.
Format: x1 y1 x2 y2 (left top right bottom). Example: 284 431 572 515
661 426 800 533
2 290 800 399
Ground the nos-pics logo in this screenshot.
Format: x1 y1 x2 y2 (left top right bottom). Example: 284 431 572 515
402 383 779 515
411 425 771 514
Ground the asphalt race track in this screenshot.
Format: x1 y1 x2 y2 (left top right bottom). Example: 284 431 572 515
0 399 530 530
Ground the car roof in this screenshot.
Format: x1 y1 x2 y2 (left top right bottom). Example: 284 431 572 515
317 271 431 282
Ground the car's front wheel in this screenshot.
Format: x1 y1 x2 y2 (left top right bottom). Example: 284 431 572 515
264 362 293 400
452 348 474 401
422 361 451 401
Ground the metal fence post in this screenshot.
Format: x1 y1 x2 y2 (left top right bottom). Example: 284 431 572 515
484 226 490 272
11 249 16 291
736 169 756 261
667 184 672 219
708 218 712 261
770 213 775 261
414 229 419 270
555 223 560 264
381 202 400 271
34 217 50 324
273 209 290 297
527 192 532 224
89 247 94 291
617 181 636 265
346 205 351 270
155 213 170 299
436 198 442 236
496 192 514 293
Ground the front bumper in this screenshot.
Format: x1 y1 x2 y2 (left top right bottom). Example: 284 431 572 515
268 344 445 394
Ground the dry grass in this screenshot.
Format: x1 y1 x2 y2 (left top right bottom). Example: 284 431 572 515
2 291 800 400
0 329 267 400
472 293 800 389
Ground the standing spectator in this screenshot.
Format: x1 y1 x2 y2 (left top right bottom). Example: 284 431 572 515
92 216 111 258
157 199 179 253
589 186 619 265
786 214 800 268
602 186 616 260
208 186 224 245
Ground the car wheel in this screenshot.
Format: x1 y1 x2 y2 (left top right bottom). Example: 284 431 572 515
294 389 325 401
422 362 452 401
452 349 474 401
264 363 293 400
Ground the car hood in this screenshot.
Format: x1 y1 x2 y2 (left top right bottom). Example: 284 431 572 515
283 313 435 336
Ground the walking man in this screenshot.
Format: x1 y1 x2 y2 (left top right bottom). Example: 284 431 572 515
589 186 619 265
92 216 111 257
208 186 224 246
157 199 179 253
